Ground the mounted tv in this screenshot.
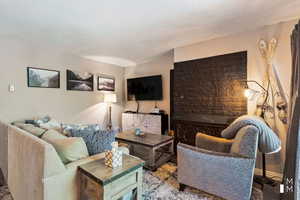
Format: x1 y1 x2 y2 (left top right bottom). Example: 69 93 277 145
127 75 162 101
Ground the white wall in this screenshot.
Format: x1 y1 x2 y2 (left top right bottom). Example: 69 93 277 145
121 19 296 173
0 36 125 128
124 51 174 117
1 19 296 174
174 19 297 173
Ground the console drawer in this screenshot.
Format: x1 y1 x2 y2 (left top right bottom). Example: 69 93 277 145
111 171 137 195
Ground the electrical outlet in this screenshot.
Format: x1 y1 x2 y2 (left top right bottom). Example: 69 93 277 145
8 84 15 92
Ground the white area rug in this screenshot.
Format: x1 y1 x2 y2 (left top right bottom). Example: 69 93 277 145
0 163 263 200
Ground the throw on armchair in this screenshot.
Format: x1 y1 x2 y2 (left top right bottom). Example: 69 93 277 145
177 125 259 200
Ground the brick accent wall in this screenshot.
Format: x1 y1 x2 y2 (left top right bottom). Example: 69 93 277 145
173 51 247 119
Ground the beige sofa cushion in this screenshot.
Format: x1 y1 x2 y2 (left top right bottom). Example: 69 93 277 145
48 137 89 164
13 123 46 137
22 126 47 137
13 122 33 129
42 129 67 141
42 129 89 164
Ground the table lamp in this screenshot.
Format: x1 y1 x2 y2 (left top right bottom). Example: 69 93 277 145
104 93 117 130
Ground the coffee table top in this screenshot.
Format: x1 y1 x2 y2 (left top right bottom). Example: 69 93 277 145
116 130 173 147
78 154 144 185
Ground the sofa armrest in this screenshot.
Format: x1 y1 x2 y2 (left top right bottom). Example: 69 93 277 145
196 132 233 153
177 143 255 200
0 120 8 183
65 153 105 169
43 153 104 200
66 146 129 170
8 125 66 200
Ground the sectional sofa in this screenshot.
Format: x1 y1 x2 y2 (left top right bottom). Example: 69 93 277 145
0 120 127 200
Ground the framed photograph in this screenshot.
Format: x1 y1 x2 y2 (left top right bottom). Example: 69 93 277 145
66 69 94 91
27 67 60 88
97 75 115 91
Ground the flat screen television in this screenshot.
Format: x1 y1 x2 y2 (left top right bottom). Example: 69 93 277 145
127 75 162 101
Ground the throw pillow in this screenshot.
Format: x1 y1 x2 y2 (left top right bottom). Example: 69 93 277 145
70 128 116 155
12 122 46 137
47 137 89 164
62 123 102 136
42 129 67 142
39 119 62 132
12 122 34 129
25 116 51 126
22 126 47 137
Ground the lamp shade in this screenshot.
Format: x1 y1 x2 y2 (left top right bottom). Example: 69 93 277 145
104 93 117 103
244 88 259 101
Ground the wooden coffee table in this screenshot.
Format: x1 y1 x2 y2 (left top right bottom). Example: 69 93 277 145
116 130 174 171
78 154 144 200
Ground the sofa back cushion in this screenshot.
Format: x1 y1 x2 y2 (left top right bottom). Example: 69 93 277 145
22 126 47 137
42 129 67 141
230 125 259 159
41 129 88 164
12 122 46 137
13 122 33 129
46 137 89 164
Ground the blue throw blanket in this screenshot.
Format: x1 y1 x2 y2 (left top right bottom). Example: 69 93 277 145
221 115 281 154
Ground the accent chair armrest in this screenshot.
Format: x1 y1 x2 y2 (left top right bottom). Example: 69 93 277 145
196 132 234 153
177 143 255 200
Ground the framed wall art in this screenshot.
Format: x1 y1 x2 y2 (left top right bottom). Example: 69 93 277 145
67 69 94 91
27 67 60 88
97 75 115 91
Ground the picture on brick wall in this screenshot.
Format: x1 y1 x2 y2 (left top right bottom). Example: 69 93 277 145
97 75 115 91
27 67 60 88
66 69 94 91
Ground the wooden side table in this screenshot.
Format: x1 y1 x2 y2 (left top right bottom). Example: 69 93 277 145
78 154 144 200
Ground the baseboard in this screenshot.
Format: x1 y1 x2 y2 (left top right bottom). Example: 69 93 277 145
254 168 283 182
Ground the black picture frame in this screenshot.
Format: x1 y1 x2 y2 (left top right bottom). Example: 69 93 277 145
66 69 94 91
27 67 60 88
97 75 115 91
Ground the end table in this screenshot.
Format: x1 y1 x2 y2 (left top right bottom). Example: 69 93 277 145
78 154 144 200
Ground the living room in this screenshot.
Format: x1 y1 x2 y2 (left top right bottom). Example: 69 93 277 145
1 1 300 200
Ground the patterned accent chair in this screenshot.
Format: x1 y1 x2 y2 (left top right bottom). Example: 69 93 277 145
177 125 259 200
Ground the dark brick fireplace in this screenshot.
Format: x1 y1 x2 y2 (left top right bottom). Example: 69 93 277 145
171 51 247 148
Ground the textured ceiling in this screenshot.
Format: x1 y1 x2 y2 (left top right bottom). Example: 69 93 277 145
1 0 300 66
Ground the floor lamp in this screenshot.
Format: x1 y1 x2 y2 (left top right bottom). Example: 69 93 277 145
243 80 281 186
104 93 117 130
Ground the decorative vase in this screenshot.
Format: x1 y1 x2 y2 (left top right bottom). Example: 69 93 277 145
104 142 123 168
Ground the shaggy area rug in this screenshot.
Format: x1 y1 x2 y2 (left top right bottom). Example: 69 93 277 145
0 163 263 200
